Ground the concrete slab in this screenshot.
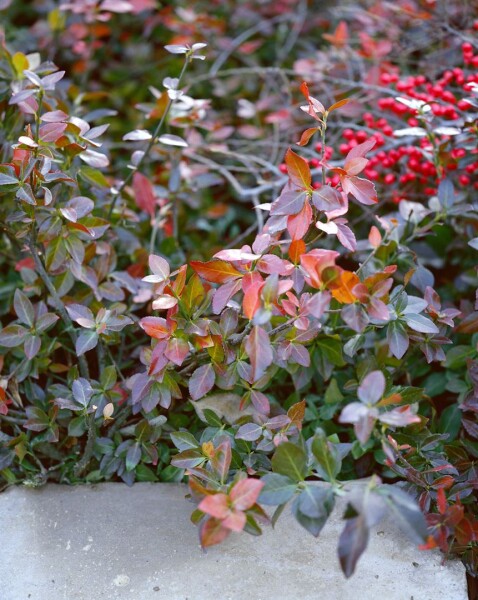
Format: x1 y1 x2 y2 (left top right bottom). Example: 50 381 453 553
0 483 467 600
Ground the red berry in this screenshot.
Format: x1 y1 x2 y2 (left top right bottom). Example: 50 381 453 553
384 173 396 184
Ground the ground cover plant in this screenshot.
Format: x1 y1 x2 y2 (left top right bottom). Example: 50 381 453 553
0 0 477 586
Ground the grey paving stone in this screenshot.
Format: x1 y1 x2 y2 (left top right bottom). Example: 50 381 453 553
0 483 467 600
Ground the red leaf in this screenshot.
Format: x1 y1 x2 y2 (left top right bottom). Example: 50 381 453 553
132 171 156 217
344 139 376 171
199 493 230 519
243 279 264 320
300 249 340 289
139 317 170 339
287 200 312 240
230 478 264 511
199 517 231 548
164 337 189 366
190 260 243 284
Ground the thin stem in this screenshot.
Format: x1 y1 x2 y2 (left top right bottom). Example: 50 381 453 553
105 345 126 382
108 56 191 220
73 413 96 477
321 117 327 186
27 235 89 379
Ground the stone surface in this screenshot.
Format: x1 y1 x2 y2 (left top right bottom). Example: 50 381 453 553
0 483 467 600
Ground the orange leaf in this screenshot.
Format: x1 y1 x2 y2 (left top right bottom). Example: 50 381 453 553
285 148 311 190
327 98 350 113
322 21 349 47
297 127 319 147
190 260 243 284
377 393 402 407
288 239 306 263
330 271 360 304
287 399 306 430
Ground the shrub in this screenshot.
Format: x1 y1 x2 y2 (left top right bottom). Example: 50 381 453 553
0 0 477 580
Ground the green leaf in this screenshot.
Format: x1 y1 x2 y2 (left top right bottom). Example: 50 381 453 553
45 237 67 271
202 409 223 427
311 430 341 482
68 416 87 437
445 345 476 370
135 464 159 482
438 404 462 442
259 473 297 505
325 378 343 404
271 442 308 482
316 336 346 366
78 166 109 188
170 431 200 451
100 365 117 390
170 449 205 469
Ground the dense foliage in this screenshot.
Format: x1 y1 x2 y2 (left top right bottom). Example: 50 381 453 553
0 0 477 581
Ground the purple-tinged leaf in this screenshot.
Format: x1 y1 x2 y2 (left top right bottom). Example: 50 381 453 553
377 485 428 544
35 313 59 333
189 364 215 401
66 304 95 327
72 378 94 406
213 279 242 314
311 185 342 212
403 313 439 334
338 514 369 578
0 324 28 347
250 390 270 414
123 129 152 141
126 442 142 471
379 406 421 427
236 422 263 441
244 326 273 382
387 321 409 359
24 334 41 359
358 371 385 404
76 330 98 355
341 304 369 333
14 289 34 326
270 185 307 216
